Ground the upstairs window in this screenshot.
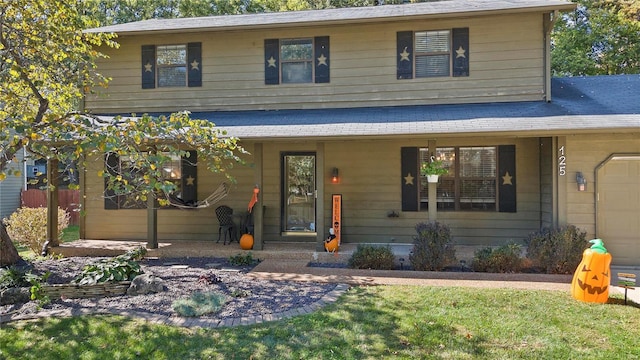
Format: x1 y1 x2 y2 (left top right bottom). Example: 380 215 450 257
397 28 469 80
281 39 313 83
264 37 330 85
415 31 451 77
156 45 187 87
141 43 202 89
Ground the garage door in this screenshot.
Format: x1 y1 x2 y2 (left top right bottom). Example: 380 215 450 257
597 155 640 266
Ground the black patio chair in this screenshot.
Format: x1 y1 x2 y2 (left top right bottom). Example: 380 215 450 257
215 205 237 245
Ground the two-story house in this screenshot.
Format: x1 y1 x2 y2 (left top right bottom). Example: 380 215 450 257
82 0 640 266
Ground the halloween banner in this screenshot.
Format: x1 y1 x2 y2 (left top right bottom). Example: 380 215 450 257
332 194 342 245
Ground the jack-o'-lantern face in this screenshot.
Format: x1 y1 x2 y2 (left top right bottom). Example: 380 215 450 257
571 248 612 303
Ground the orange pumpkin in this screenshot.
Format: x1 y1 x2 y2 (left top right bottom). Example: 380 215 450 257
239 233 254 250
324 238 339 253
571 239 612 303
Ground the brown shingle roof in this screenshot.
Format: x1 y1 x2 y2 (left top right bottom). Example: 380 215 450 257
86 0 576 35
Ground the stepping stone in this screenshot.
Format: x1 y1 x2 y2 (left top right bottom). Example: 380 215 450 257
220 268 241 273
205 263 223 269
170 265 189 269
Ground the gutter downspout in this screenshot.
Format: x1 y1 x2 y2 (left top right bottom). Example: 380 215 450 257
544 10 559 102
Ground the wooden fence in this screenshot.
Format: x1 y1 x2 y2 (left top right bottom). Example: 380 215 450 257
20 189 80 225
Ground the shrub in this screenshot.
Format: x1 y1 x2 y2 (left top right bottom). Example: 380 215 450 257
0 266 31 290
172 291 226 317
0 266 51 306
525 225 588 274
410 221 456 271
228 252 259 266
72 247 146 285
4 207 70 254
348 244 395 270
472 244 523 273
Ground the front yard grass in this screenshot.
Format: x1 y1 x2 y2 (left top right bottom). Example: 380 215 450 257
1 286 638 359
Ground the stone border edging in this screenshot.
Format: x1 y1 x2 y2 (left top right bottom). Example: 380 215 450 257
0 283 350 328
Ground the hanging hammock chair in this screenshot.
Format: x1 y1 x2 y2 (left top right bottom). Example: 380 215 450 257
164 182 230 209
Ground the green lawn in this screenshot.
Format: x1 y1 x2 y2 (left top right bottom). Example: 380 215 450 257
1 286 638 359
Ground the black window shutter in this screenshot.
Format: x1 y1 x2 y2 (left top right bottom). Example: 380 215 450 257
141 45 156 89
181 150 198 204
314 36 330 83
104 153 120 209
498 145 516 213
401 147 419 211
264 39 279 85
397 31 413 80
187 42 202 87
452 28 469 77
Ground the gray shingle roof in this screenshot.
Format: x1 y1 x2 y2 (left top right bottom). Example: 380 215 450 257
86 0 575 34
186 75 639 140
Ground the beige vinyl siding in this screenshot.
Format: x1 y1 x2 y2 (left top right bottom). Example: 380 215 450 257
539 137 554 228
83 137 543 246
83 146 257 241
564 133 640 239
86 13 544 113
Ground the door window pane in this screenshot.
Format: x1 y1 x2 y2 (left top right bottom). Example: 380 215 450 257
283 154 316 232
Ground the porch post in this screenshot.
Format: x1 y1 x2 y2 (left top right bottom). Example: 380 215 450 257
316 142 325 251
253 142 264 250
46 159 59 247
554 136 568 227
428 139 438 221
428 182 437 221
147 193 158 249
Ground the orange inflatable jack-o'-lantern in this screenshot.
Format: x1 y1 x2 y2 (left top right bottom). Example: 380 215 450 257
571 239 612 303
240 233 254 250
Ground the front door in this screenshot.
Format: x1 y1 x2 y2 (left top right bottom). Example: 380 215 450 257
282 152 316 235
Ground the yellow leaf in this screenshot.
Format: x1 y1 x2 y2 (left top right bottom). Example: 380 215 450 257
0 173 6 181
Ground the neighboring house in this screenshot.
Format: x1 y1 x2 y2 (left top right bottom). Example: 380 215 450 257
0 149 25 221
83 0 640 266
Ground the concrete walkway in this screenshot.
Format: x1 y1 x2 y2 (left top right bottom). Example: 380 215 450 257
2 258 637 328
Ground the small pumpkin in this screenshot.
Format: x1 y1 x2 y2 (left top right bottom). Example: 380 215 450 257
571 239 612 303
239 233 254 250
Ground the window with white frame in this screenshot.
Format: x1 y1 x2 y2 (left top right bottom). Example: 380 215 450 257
415 30 451 77
420 147 497 211
156 45 187 87
280 39 314 84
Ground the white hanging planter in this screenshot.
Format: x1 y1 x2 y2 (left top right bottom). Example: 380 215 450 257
426 175 439 183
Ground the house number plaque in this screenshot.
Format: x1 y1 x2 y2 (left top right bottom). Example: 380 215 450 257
558 145 566 176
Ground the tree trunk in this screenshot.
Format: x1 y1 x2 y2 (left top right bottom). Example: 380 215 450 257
0 222 22 267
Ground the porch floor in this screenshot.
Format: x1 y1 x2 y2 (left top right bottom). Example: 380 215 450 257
51 239 363 263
